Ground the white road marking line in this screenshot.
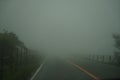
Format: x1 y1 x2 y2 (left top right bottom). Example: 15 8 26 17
30 59 46 80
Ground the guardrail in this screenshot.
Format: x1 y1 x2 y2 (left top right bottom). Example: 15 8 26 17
87 54 120 65
0 46 29 80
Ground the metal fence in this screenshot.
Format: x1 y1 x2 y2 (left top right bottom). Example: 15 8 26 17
87 54 120 64
0 46 29 80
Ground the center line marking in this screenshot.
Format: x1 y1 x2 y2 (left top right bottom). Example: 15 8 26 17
69 61 100 80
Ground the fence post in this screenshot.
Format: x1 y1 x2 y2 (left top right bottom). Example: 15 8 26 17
102 56 104 62
88 55 90 60
109 56 112 63
16 47 18 70
92 55 94 60
0 49 3 80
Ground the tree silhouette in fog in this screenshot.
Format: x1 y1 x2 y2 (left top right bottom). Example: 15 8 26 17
113 34 120 64
0 28 44 80
0 29 28 80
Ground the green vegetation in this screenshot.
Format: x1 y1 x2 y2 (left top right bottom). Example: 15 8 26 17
0 30 44 80
113 34 120 65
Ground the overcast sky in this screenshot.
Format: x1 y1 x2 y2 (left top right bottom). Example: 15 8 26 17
0 0 120 55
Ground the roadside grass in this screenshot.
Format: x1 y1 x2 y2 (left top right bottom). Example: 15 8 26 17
3 56 44 80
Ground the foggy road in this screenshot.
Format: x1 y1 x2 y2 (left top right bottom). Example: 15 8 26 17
1 0 120 80
31 57 120 80
32 58 95 80
73 58 120 80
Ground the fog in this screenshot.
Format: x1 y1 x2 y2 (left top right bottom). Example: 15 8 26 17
0 0 120 56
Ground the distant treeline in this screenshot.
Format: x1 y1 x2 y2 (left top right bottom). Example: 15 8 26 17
113 33 120 64
0 30 44 80
87 33 120 66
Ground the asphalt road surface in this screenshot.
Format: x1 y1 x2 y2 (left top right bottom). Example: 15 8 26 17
32 58 95 80
73 58 120 80
32 57 120 80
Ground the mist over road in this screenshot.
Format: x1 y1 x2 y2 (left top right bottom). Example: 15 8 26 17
0 0 120 80
32 57 93 80
31 56 120 80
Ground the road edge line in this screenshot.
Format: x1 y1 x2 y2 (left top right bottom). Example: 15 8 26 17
30 59 46 80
